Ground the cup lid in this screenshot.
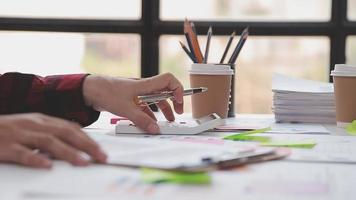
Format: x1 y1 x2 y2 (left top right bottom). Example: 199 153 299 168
331 64 356 77
189 63 234 75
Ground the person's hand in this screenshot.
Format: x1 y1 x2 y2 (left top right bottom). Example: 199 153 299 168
83 73 184 133
0 113 107 169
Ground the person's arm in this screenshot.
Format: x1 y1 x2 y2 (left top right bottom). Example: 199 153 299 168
0 72 100 126
0 72 183 168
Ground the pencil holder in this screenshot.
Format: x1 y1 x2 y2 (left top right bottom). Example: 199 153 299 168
228 64 235 118
189 63 234 119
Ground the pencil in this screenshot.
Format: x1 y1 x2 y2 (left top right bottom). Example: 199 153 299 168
190 22 197 34
228 27 249 64
184 18 204 63
179 41 197 63
219 31 236 64
203 26 212 63
184 33 197 61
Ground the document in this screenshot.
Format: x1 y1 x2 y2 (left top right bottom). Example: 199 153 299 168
22 161 356 200
261 133 356 164
272 74 336 124
269 123 330 134
272 73 334 93
89 133 263 171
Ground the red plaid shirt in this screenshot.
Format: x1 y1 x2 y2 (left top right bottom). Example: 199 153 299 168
0 72 100 127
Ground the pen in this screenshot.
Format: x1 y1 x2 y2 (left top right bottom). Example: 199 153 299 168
219 31 235 64
135 87 208 104
203 26 212 63
228 27 249 64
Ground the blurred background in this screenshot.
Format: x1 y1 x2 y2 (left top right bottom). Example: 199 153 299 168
0 0 355 114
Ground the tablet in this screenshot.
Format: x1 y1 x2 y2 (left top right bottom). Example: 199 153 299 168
115 113 223 135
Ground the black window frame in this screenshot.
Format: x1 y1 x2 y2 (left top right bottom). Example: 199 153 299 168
0 0 355 79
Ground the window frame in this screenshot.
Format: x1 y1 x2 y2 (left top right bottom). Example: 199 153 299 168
0 0 355 112
0 0 355 80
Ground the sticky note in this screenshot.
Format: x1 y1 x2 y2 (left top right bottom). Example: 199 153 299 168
141 168 211 185
261 140 316 149
346 120 356 136
223 127 272 140
224 135 271 142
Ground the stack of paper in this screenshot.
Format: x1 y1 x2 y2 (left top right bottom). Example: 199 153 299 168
272 74 336 124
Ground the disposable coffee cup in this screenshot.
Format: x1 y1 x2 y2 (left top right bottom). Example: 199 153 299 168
189 63 234 119
331 64 356 127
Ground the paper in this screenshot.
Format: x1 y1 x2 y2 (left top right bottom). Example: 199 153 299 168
269 134 356 164
22 163 145 197
272 74 336 124
90 133 257 170
272 73 334 93
22 161 356 199
270 123 330 134
141 168 211 185
217 115 274 130
217 116 330 135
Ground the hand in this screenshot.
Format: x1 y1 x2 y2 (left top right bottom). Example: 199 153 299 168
0 113 107 169
83 73 184 133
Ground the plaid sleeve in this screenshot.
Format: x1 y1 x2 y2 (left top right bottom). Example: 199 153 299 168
0 72 100 127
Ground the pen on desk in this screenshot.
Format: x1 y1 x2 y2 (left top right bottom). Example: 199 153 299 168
135 87 208 104
184 18 204 63
219 31 235 64
203 26 212 63
228 27 249 64
179 41 197 63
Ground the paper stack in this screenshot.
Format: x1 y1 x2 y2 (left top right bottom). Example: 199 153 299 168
272 74 336 124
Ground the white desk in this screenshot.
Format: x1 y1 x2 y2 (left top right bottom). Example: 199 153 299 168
1 112 355 200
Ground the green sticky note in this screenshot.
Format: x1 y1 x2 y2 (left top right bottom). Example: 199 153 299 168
141 168 211 185
224 135 271 142
223 127 272 140
346 120 356 136
261 140 316 149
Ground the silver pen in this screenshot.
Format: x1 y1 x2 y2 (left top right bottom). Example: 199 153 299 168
135 87 208 104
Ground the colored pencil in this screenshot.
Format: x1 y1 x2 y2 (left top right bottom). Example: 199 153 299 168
219 31 236 64
184 32 197 61
228 27 249 64
190 22 197 34
184 18 204 63
203 26 212 63
179 41 196 63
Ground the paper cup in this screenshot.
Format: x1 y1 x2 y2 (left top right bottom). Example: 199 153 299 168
331 64 356 127
189 64 233 119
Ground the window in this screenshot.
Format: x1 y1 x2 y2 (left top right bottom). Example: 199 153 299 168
348 0 356 20
0 0 354 114
347 36 356 65
161 0 331 21
0 32 140 77
0 0 141 19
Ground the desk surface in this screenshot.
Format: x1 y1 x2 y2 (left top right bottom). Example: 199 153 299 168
1 112 355 200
